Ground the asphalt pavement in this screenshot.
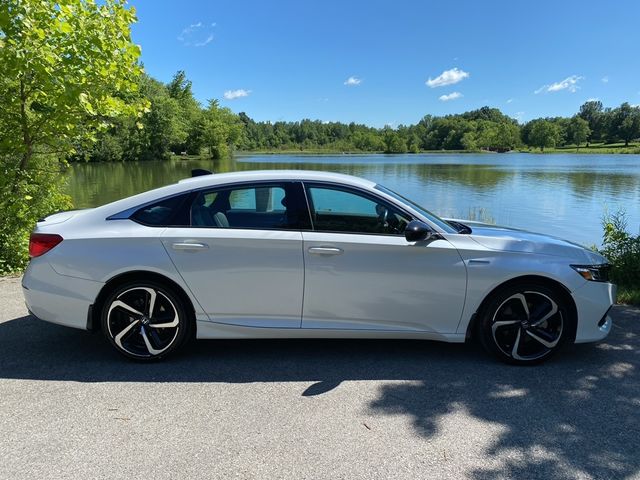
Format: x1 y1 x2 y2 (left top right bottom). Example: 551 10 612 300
0 275 638 480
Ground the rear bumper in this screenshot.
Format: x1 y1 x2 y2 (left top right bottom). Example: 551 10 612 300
572 281 616 343
22 259 103 330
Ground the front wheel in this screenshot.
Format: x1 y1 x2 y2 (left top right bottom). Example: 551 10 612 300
478 283 572 365
101 281 192 361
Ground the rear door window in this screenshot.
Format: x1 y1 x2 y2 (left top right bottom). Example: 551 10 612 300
190 182 311 230
131 193 191 226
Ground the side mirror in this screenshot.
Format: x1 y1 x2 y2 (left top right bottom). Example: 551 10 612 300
405 220 435 242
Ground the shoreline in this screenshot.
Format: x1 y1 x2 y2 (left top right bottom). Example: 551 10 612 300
231 148 640 156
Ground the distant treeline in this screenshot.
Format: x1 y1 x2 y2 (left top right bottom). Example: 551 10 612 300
76 71 640 162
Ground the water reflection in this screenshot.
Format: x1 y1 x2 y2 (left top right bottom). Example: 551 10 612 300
66 153 640 246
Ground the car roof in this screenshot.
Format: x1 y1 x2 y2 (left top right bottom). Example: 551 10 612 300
91 170 378 217
177 169 376 189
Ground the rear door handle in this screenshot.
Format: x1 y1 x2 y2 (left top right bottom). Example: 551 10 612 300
308 246 343 255
171 242 209 251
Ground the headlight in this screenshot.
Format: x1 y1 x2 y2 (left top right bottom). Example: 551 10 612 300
570 264 611 282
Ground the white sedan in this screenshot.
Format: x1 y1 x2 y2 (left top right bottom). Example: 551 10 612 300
22 170 616 364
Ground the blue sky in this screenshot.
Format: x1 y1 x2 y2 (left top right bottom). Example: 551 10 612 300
131 0 640 127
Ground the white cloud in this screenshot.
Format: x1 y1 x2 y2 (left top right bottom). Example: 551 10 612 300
194 35 213 47
586 97 599 102
178 21 215 47
601 76 609 83
426 67 469 88
506 98 514 104
534 75 584 94
344 76 362 86
439 91 463 102
223 89 251 100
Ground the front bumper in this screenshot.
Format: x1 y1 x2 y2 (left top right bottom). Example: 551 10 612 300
572 280 616 343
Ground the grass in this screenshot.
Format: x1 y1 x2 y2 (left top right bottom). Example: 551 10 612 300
520 142 640 154
464 207 496 224
170 153 210 160
175 143 640 157
238 145 640 156
235 149 479 155
617 288 640 306
235 149 383 155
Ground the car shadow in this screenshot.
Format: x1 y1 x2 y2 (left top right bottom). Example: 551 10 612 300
0 314 482 384
1 307 639 479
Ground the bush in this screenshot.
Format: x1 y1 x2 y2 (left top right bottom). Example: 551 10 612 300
0 156 72 274
599 210 640 290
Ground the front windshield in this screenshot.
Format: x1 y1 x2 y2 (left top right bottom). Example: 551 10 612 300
375 184 457 234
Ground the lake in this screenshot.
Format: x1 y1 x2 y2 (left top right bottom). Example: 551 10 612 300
66 153 640 247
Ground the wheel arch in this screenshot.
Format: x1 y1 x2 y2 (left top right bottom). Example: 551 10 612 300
87 270 197 332
465 274 578 343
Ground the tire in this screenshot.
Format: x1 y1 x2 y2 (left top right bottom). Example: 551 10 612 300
100 280 193 361
477 283 573 365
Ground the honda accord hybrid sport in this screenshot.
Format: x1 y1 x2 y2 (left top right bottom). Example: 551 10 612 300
22 170 616 364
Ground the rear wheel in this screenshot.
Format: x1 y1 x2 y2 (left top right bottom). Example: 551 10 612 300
101 281 192 361
478 283 572 365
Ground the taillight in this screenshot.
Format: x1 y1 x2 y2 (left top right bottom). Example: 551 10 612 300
29 233 63 258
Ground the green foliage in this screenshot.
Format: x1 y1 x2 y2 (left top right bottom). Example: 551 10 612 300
526 142 640 155
235 117 383 152
579 100 605 143
611 103 640 147
200 100 243 159
0 0 144 272
72 83 640 158
383 129 408 153
0 156 72 274
616 288 640 306
0 0 147 160
166 70 204 154
464 207 495 224
528 120 560 151
599 211 640 291
566 116 590 148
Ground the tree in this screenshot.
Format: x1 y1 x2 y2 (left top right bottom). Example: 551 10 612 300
382 129 407 153
528 120 560 151
135 75 185 160
166 71 193 101
578 100 604 144
166 70 203 154
566 116 591 149
611 103 640 147
200 100 243 158
0 0 146 272
0 0 146 169
551 117 570 146
474 121 520 151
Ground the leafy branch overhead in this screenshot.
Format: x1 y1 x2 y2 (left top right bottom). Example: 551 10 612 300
0 0 147 274
0 0 148 164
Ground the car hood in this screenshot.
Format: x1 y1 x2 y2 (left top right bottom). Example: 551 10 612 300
458 222 607 263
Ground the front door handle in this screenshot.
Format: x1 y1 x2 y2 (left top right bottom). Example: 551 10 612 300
308 246 343 255
171 242 209 251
